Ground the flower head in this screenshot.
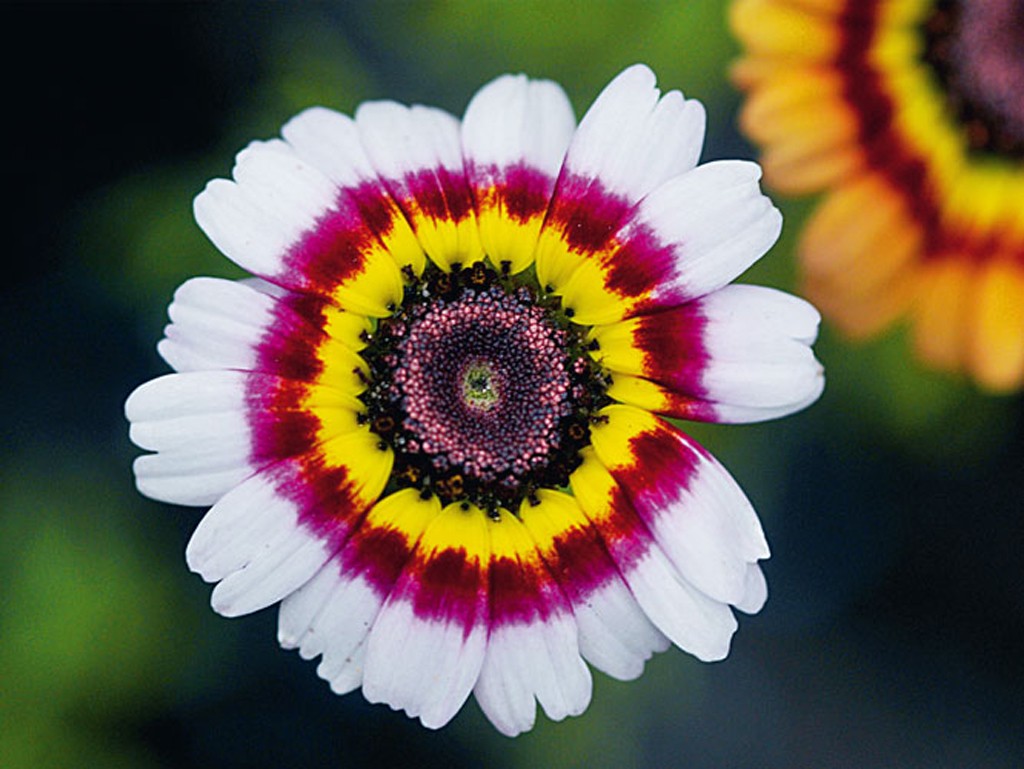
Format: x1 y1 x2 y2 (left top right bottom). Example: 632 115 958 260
732 0 1024 391
125 64 823 736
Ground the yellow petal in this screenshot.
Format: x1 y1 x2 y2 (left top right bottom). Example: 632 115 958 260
968 259 1024 392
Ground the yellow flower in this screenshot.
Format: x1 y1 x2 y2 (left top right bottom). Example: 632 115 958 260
732 0 1024 391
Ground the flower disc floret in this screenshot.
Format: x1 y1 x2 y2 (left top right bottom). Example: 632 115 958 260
360 261 609 513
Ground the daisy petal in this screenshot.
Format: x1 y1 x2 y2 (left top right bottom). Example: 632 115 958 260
519 490 670 682
183 469 331 617
126 371 256 505
356 101 483 270
473 511 591 737
195 138 406 317
535 64 707 292
557 63 704 203
281 106 427 276
278 489 441 694
592 284 824 420
570 450 739 662
362 503 489 729
590 404 768 607
557 160 783 325
462 73 576 274
734 563 768 615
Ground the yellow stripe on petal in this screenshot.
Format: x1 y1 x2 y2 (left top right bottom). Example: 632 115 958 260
306 391 367 446
328 244 406 318
314 337 369 396
417 501 491 566
517 489 590 554
568 447 652 559
474 193 547 275
533 225 596 296
568 447 622 530
363 487 442 545
321 305 372 351
968 260 1024 392
316 425 393 506
487 507 538 562
606 373 696 417
588 318 646 376
587 404 660 474
378 203 428 277
403 199 486 272
555 253 644 326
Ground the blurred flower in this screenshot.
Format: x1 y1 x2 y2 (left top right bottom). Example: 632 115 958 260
124 64 823 736
731 0 1024 391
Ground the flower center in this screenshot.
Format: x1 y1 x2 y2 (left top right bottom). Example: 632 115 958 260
460 359 501 412
360 261 609 514
924 0 1024 157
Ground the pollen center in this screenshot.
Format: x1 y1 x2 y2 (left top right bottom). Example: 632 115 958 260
461 359 501 412
924 0 1024 157
361 261 609 513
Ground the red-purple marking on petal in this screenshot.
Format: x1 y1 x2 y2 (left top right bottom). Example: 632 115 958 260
835 0 941 252
468 162 553 223
285 183 398 294
253 301 327 383
547 174 632 254
543 522 621 599
612 422 700 529
489 553 559 626
340 520 414 595
404 167 475 224
628 304 711 398
396 547 487 632
545 174 687 307
590 484 658 575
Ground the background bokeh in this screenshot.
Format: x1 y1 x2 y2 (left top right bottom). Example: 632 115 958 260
2 3 1022 768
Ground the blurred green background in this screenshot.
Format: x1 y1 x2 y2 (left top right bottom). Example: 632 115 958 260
2 2 1022 768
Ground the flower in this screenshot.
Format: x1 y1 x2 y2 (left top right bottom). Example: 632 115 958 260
125 64 823 736
731 0 1024 391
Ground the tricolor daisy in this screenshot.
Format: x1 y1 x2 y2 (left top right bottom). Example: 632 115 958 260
125 64 823 736
731 0 1024 391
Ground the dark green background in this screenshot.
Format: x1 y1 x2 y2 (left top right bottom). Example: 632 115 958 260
2 3 1021 767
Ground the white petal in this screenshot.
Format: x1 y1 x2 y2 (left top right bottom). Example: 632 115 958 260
312 575 384 695
573 577 671 681
355 101 482 268
156 277 279 373
624 160 782 304
125 370 247 423
696 285 824 410
133 459 252 507
281 106 378 187
637 445 768 606
185 468 333 617
462 73 576 177
193 139 339 283
619 545 738 662
561 63 705 201
210 521 332 618
473 615 592 737
734 563 768 615
356 101 465 184
126 371 254 505
278 555 392 697
362 599 487 729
